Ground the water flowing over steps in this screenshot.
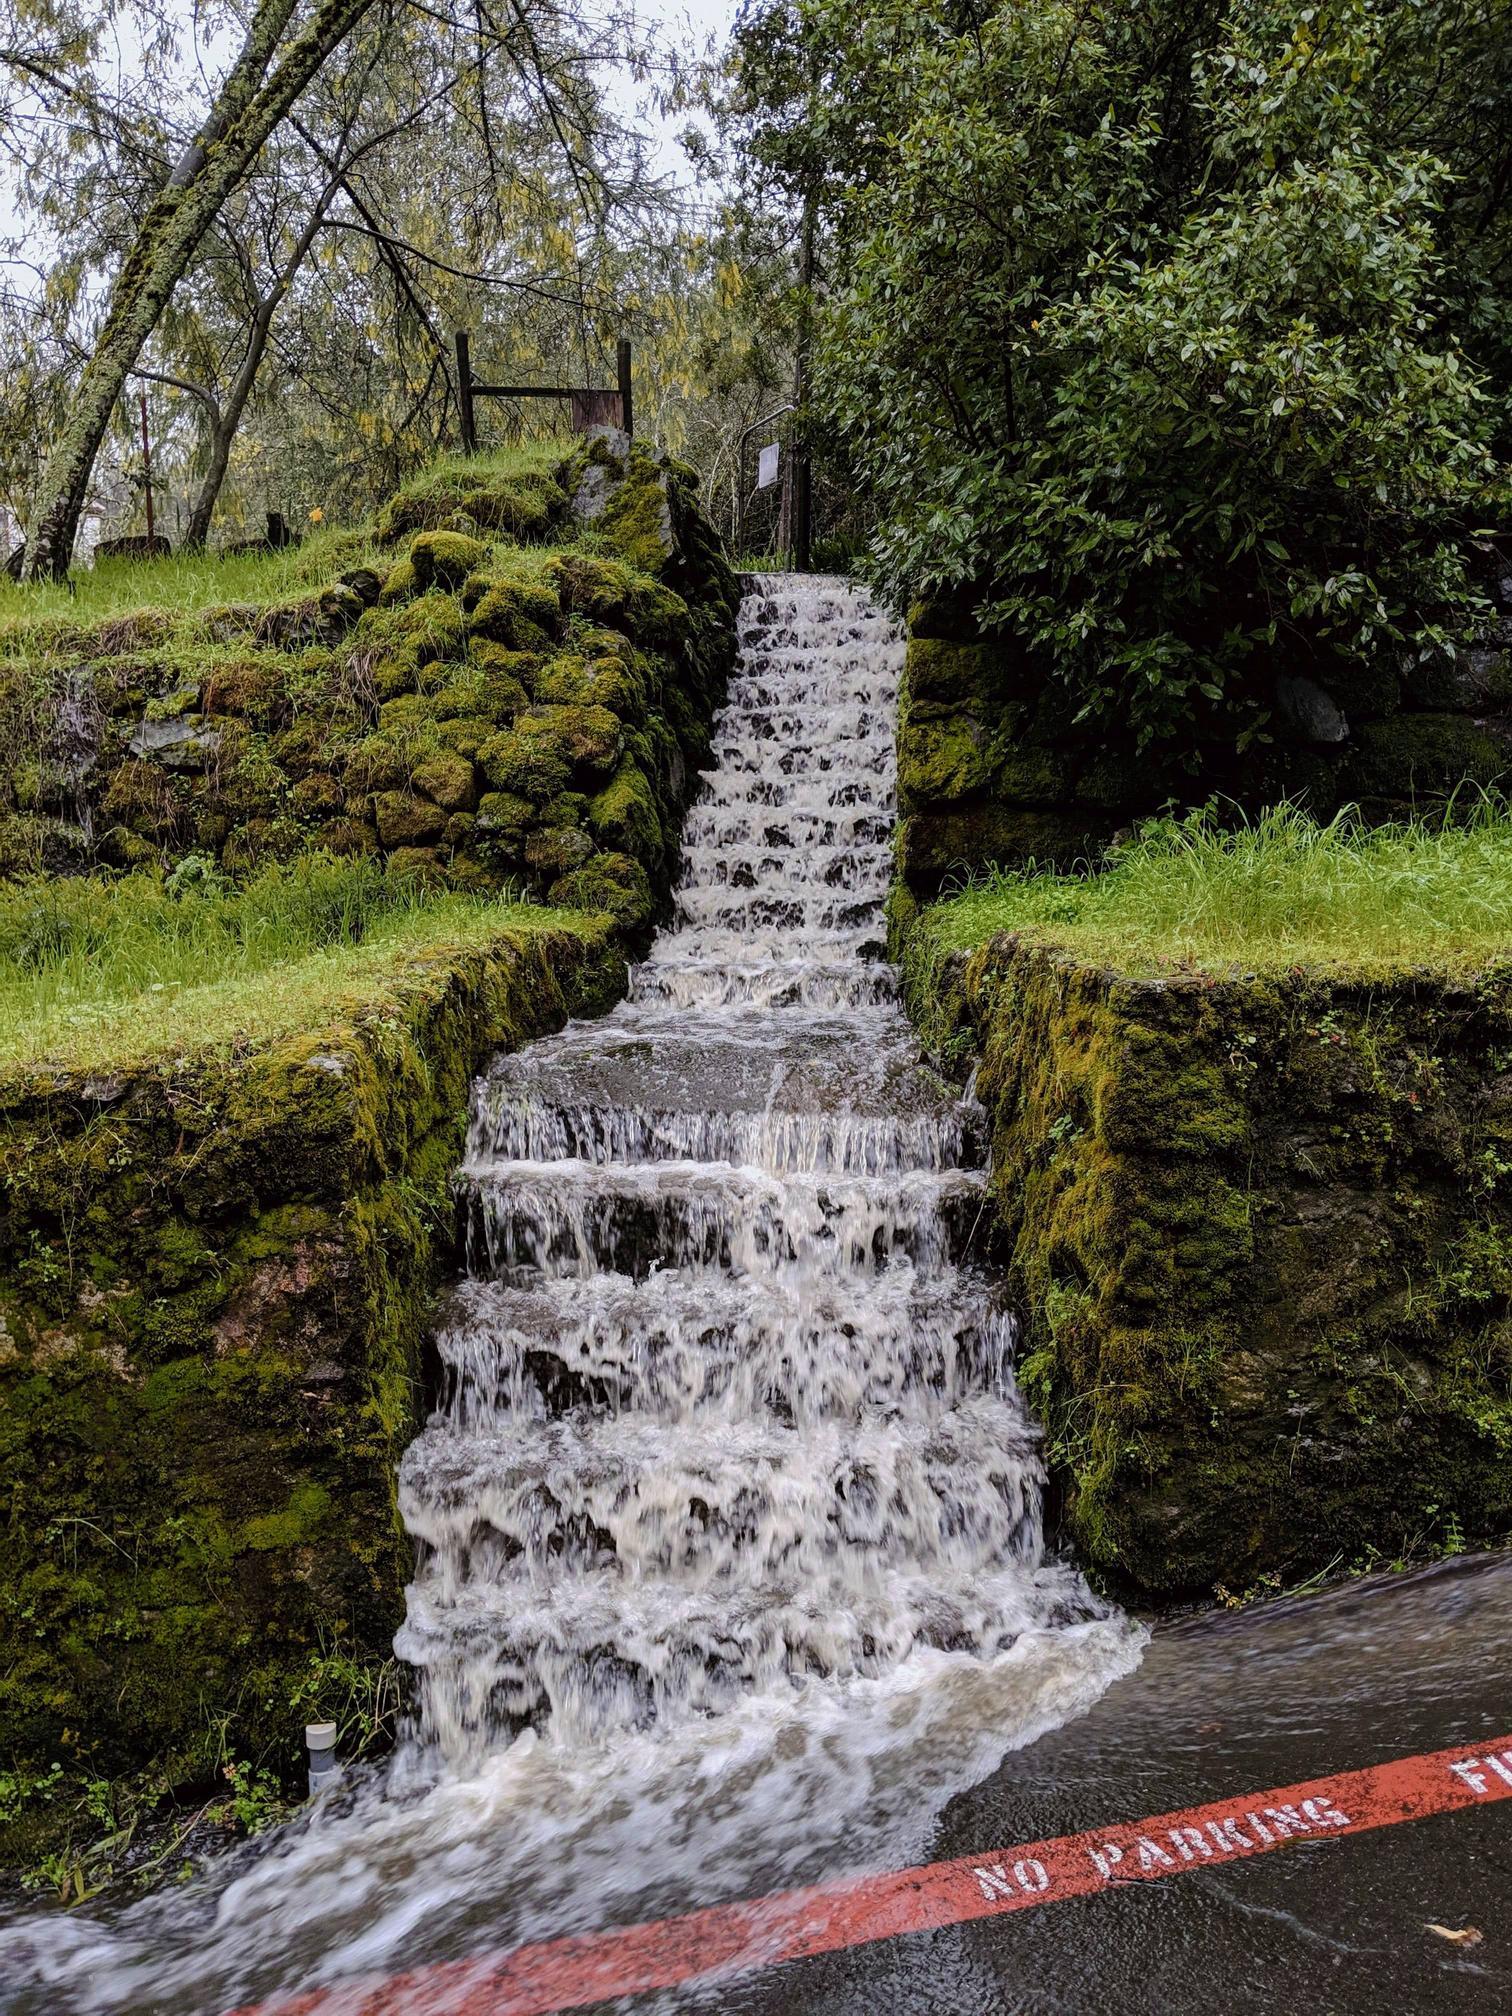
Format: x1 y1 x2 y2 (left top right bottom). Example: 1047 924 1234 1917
397 575 1104 1759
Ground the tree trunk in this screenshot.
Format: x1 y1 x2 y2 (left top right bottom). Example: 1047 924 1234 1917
23 0 375 578
182 183 338 548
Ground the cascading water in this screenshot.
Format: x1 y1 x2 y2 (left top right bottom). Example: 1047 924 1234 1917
397 573 1114 1763
3 577 1141 2016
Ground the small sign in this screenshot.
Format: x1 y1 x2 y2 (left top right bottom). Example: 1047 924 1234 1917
757 442 780 490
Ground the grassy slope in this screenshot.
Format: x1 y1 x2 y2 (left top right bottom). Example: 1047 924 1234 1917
0 443 564 639
917 800 1512 976
0 438 610 1075
0 860 600 1074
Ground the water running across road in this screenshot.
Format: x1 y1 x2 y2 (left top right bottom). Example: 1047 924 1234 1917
3 575 1140 2014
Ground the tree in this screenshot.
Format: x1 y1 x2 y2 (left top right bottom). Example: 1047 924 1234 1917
731 0 1508 744
19 0 380 577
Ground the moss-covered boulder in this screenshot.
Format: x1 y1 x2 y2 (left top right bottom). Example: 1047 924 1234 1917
409 530 487 593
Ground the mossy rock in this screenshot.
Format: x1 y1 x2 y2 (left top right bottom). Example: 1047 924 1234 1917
577 626 634 664
464 577 561 652
587 756 661 859
291 773 344 820
410 531 487 592
904 635 1026 709
375 470 563 546
344 735 410 794
516 702 623 777
599 465 676 576
525 825 597 876
437 653 532 724
896 711 993 807
628 580 691 651
475 790 536 838
201 660 287 726
372 791 448 847
532 651 642 716
549 849 654 930
410 752 478 813
378 557 419 607
432 715 498 762
546 552 637 630
476 724 571 803
272 717 341 781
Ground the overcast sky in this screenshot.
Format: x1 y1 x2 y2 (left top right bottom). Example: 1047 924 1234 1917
0 0 743 250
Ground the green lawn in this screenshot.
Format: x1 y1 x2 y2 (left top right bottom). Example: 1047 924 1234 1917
919 799 1512 975
0 855 595 1073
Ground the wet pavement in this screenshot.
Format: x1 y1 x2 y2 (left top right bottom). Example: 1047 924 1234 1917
715 1552 1512 2016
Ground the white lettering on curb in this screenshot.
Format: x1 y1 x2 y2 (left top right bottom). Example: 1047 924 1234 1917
1449 1750 1512 1796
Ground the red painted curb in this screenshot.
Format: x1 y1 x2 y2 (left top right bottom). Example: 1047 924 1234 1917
229 1736 1512 2016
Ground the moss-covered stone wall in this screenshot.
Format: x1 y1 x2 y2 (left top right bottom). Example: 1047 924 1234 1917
0 431 739 938
898 545 1512 893
904 930 1512 1598
0 916 622 1855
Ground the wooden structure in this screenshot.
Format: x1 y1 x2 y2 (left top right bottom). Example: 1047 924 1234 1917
455 334 633 453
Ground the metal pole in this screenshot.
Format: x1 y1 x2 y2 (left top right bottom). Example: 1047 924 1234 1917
617 337 633 439
139 390 156 549
456 331 477 455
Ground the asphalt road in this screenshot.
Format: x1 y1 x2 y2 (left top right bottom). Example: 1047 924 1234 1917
705 1553 1512 2016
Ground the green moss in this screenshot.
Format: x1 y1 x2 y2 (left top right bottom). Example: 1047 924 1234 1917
240 1480 331 1551
378 557 418 606
899 908 1512 1598
896 712 992 806
0 907 626 1835
550 850 654 930
587 756 662 859
518 702 623 776
464 576 561 652
904 635 1024 709
546 552 637 629
532 651 643 715
476 722 572 803
599 463 675 575
372 792 448 847
409 531 487 592
410 753 478 812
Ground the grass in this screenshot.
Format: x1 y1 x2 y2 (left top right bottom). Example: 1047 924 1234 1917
921 798 1512 976
0 854 595 1074
0 529 379 640
0 439 570 640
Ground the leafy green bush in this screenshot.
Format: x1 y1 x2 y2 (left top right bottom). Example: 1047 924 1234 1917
739 0 1511 747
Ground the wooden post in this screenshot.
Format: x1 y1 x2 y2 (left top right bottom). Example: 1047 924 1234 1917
617 336 633 439
456 331 477 455
138 390 156 549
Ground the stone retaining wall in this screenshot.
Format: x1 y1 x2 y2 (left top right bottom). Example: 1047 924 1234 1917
904 931 1512 1597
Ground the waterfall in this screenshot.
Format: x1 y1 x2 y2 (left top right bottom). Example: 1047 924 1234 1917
0 579 1140 2016
397 576 1117 1759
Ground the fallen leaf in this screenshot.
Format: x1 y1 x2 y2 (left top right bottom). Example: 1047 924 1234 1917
1425 1923 1483 1948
